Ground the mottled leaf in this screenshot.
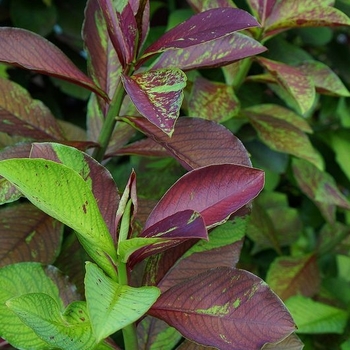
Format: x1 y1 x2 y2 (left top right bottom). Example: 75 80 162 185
0 202 63 267
187 0 236 13
188 76 240 122
257 57 315 115
149 267 296 350
245 107 323 169
266 254 320 301
144 164 264 230
0 27 107 99
122 68 186 135
246 0 276 27
125 117 252 169
0 78 64 140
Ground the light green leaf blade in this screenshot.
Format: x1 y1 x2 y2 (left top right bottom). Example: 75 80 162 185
85 262 160 342
0 158 117 278
7 294 96 350
285 295 348 334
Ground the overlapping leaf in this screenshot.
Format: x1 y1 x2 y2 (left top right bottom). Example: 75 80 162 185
149 267 296 349
144 164 264 230
0 27 107 99
262 333 304 350
122 68 187 135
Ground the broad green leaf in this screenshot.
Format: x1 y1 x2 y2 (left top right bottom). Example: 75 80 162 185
0 262 64 349
0 158 117 278
7 294 96 350
266 254 320 301
149 267 296 349
0 78 64 140
257 57 315 115
188 76 240 122
245 107 323 169
122 68 187 136
0 28 108 99
0 202 63 266
285 295 348 334
85 262 160 342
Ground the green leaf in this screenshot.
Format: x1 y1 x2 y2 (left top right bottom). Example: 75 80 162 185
7 294 96 350
85 262 160 343
285 295 348 334
0 158 117 278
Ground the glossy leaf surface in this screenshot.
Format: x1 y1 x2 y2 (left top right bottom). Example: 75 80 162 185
149 267 296 349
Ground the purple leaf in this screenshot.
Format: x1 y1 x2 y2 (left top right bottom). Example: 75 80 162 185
0 27 108 99
247 0 276 27
122 69 187 136
145 164 264 230
149 267 296 350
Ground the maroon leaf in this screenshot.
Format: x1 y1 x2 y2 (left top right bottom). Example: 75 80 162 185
0 203 63 267
187 0 236 12
131 0 150 53
125 117 252 169
0 27 107 99
149 267 296 350
151 32 266 71
30 143 120 238
0 78 64 140
247 0 276 27
122 69 187 135
144 164 264 230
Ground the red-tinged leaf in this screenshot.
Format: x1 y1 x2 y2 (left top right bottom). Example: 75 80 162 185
176 339 217 350
245 108 323 169
0 202 63 267
151 32 266 71
125 117 252 169
144 164 264 230
30 143 120 238
262 333 304 350
266 254 320 301
247 0 276 27
131 0 150 53
83 0 122 111
188 77 240 122
298 61 350 97
149 267 296 350
122 69 187 136
292 158 350 224
187 0 236 12
129 210 207 268
58 120 87 142
264 1 350 39
257 57 315 115
0 27 107 99
0 78 64 140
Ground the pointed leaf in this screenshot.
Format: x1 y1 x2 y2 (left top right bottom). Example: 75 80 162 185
149 267 296 350
0 158 117 278
145 164 264 229
151 32 266 71
246 0 276 27
0 27 107 99
0 202 63 266
7 295 96 350
122 68 186 136
125 117 252 169
257 57 315 114
85 262 160 342
0 78 64 140
266 254 320 301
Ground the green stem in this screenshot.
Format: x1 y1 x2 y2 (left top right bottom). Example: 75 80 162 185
230 57 253 90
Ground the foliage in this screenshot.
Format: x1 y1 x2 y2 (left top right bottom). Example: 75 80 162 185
0 0 349 349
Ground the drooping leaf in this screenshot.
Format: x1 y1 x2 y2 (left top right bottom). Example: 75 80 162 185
30 143 120 241
7 295 96 350
124 117 252 169
256 57 315 115
0 158 117 279
285 295 348 334
149 267 296 350
0 202 63 267
144 163 264 230
0 78 64 140
0 27 108 99
122 68 187 136
266 254 320 301
151 32 266 71
85 262 160 342
188 76 240 122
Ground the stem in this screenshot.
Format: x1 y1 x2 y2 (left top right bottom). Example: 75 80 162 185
230 57 253 90
92 80 126 162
